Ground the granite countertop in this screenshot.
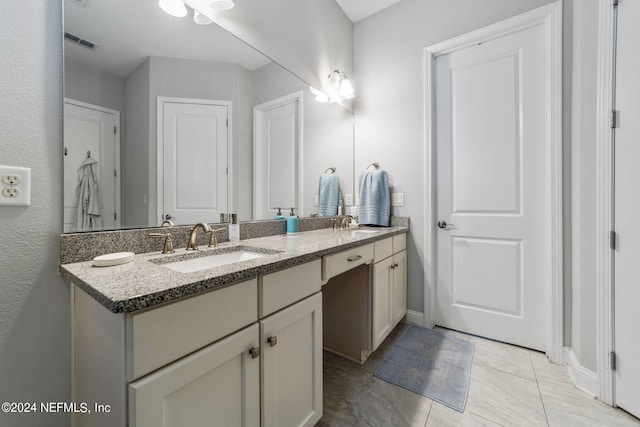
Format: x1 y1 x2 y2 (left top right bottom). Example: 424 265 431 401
60 226 408 314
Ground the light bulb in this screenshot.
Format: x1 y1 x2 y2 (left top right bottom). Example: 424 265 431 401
210 0 235 10
309 86 329 103
194 10 213 25
339 78 354 99
159 0 188 17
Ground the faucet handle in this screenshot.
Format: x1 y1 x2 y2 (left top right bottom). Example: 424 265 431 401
149 233 175 254
207 228 227 247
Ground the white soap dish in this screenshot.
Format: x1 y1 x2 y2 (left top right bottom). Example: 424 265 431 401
93 252 135 267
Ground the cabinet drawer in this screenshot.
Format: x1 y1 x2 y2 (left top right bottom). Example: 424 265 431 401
261 260 322 317
128 278 258 381
323 243 374 281
374 237 393 263
393 233 407 254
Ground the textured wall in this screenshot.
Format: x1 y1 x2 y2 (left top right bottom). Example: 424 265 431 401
0 1 70 426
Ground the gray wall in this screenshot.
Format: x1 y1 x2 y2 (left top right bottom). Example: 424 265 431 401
353 0 559 321
0 1 70 426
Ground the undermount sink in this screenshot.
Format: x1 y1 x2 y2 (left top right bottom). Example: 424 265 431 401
355 229 380 234
153 246 279 273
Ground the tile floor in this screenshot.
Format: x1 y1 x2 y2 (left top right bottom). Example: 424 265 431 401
318 323 640 427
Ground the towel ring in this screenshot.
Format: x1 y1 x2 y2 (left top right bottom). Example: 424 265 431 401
367 162 379 171
324 167 336 174
87 150 91 158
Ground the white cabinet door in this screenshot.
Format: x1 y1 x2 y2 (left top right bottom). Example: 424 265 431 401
129 324 260 427
392 250 407 326
261 293 322 427
372 256 394 350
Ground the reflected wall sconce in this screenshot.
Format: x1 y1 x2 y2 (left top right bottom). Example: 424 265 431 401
309 70 355 103
328 69 355 99
159 0 234 24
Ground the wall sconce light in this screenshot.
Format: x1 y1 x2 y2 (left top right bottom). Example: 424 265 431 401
328 69 355 99
210 0 235 11
159 0 188 17
160 0 233 24
309 86 329 103
193 10 213 25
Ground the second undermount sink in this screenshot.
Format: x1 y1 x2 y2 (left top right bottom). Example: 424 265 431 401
153 246 279 273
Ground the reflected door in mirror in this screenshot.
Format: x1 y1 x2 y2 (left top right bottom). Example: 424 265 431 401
63 100 121 232
254 94 301 220
159 98 229 226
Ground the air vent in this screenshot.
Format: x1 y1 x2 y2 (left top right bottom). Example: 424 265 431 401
64 32 96 50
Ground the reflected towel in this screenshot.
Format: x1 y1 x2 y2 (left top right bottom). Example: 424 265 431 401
318 173 342 216
358 169 390 226
75 156 102 231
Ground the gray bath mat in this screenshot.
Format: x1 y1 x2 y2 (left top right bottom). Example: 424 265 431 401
374 325 475 412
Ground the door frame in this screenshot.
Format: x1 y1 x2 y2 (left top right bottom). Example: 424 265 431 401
156 96 232 226
63 98 122 230
422 2 563 363
595 0 616 407
253 91 304 219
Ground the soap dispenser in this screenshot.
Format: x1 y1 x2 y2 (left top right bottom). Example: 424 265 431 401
228 213 240 242
286 208 298 234
274 208 285 220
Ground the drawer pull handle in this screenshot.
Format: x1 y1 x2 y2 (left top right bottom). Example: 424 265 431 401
249 347 260 359
267 336 278 347
347 255 363 262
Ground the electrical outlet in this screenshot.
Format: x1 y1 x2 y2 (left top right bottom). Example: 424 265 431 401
2 187 20 198
0 165 31 206
2 175 20 185
345 193 353 206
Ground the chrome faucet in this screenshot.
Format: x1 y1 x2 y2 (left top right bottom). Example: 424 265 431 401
186 222 212 250
340 215 356 228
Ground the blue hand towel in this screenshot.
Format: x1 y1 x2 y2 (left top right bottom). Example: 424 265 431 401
358 169 390 226
318 173 342 216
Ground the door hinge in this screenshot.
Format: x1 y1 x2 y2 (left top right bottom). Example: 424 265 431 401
609 231 617 250
114 169 117 178
226 118 229 127
114 212 117 220
610 351 616 370
613 0 619 7
610 110 619 128
114 125 117 134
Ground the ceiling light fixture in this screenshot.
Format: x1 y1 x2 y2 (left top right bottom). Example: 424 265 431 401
158 0 188 17
210 0 235 11
193 10 213 25
328 69 355 100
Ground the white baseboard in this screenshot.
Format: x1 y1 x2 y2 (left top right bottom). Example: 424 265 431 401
405 310 424 326
564 346 598 397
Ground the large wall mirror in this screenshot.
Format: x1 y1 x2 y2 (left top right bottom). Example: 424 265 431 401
63 0 354 232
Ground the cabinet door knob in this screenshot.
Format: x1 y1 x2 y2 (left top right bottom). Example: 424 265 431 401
249 347 260 359
267 336 278 347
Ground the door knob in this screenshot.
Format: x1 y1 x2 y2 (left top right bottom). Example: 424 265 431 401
437 220 455 230
164 214 173 220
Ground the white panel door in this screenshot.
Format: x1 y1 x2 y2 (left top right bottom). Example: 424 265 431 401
261 293 322 427
614 0 640 418
129 323 260 427
435 23 547 350
63 101 119 232
162 100 228 225
254 97 300 220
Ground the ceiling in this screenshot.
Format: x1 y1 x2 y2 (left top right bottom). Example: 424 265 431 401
335 0 403 22
63 0 270 78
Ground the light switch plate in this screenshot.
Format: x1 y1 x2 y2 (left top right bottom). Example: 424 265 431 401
0 165 31 206
391 192 404 207
345 193 353 206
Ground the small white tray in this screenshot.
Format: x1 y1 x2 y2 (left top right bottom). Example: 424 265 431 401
93 252 135 267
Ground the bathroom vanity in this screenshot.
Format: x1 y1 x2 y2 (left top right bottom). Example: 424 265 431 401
60 225 408 427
